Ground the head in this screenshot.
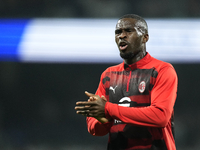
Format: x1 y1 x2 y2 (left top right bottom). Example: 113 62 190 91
115 14 149 64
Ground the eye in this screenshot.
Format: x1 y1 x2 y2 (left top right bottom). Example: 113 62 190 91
125 29 131 32
125 28 135 33
115 29 122 35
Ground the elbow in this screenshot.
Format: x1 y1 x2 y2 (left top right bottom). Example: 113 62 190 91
154 108 170 128
156 117 169 128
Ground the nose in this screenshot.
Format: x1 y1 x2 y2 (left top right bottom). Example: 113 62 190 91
118 31 127 39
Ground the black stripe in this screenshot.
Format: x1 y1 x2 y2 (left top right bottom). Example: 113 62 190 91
103 76 110 84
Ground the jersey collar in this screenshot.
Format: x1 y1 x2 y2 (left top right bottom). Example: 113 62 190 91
123 52 152 71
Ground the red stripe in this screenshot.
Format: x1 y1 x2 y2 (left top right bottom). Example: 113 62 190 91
128 95 150 104
110 124 126 133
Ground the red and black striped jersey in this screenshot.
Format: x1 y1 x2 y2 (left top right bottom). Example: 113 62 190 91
87 52 177 150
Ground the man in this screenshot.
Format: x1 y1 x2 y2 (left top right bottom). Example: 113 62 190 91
75 14 177 150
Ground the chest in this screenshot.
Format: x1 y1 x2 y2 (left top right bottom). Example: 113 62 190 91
104 68 157 107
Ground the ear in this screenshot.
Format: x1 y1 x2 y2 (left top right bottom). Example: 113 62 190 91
143 34 149 43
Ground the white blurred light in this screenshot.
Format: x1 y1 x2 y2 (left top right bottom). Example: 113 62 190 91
18 18 200 63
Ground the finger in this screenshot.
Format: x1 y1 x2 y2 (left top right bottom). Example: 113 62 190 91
86 111 96 117
86 113 95 117
101 95 107 101
75 105 99 111
85 91 95 97
96 117 109 123
76 101 96 105
86 110 102 117
88 96 95 102
76 110 89 115
75 106 91 110
87 113 99 117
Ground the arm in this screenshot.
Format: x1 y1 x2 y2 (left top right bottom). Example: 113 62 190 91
105 66 178 127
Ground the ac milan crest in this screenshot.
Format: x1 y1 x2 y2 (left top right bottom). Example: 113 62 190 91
138 81 146 93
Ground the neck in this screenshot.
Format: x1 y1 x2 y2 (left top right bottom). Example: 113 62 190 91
124 50 146 65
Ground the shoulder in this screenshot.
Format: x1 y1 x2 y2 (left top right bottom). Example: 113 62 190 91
151 60 178 88
99 63 124 81
150 56 176 73
147 55 177 83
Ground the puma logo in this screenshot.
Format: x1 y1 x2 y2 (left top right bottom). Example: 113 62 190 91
109 85 118 94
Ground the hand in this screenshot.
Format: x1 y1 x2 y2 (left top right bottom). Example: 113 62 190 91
75 91 109 123
87 94 109 123
75 91 107 117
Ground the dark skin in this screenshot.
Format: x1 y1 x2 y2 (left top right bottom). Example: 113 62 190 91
115 18 149 65
75 91 109 123
75 18 149 123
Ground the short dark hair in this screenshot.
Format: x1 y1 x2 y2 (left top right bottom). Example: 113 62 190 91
119 14 148 34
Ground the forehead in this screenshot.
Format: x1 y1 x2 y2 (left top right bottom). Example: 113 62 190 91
115 18 137 29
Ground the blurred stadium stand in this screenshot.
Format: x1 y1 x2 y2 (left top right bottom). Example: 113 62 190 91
0 0 200 18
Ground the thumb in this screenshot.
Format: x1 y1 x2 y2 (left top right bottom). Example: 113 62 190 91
85 91 95 97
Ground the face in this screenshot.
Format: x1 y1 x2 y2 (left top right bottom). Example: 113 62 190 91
115 18 148 63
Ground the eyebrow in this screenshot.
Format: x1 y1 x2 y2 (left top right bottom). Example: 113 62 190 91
115 27 135 32
115 26 134 30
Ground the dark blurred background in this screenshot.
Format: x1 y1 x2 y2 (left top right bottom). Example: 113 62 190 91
1 0 200 150
0 0 200 18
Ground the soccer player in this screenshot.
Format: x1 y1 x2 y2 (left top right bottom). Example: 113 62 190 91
75 14 178 150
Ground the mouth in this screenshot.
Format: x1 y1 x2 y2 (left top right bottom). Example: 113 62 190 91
119 41 128 51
